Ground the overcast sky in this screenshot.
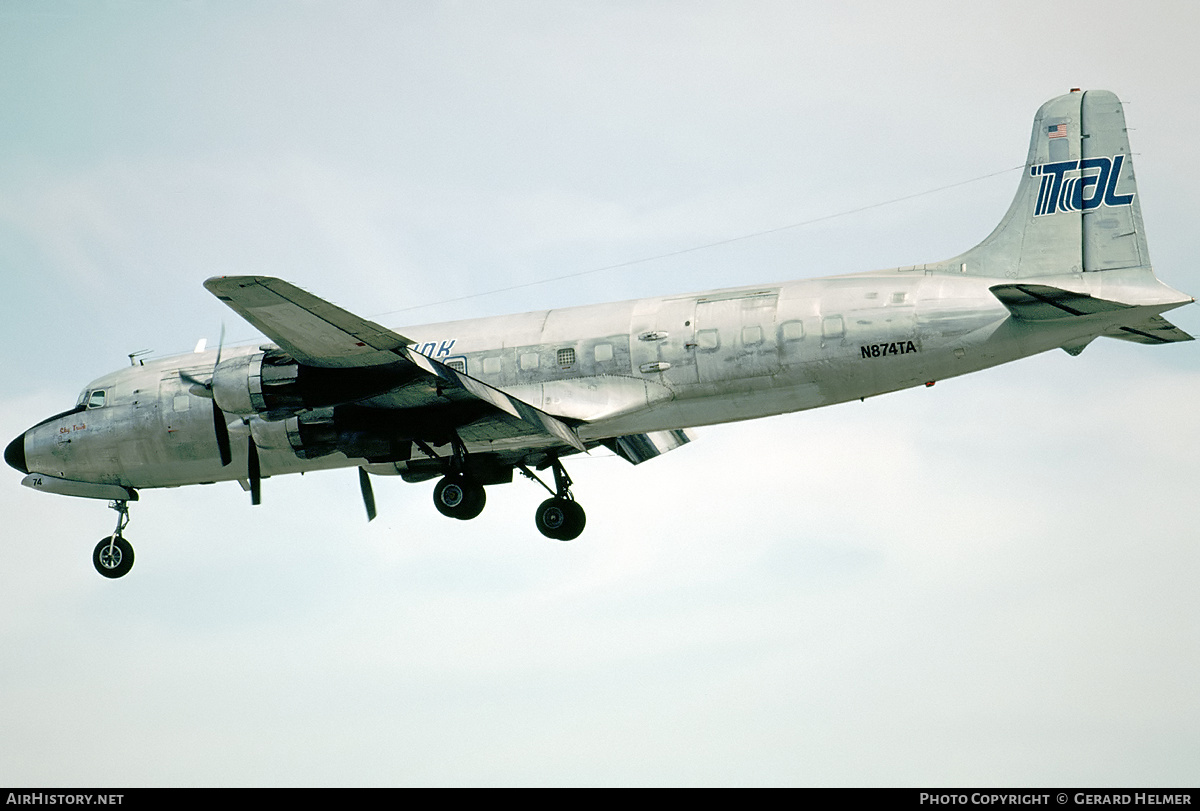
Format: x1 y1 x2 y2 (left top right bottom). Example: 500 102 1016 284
1 0 1197 787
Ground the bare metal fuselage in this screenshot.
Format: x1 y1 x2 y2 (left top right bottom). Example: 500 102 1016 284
20 263 1186 494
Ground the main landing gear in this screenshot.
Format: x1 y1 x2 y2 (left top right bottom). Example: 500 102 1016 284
426 438 588 541
429 435 487 521
93 500 134 579
433 474 486 520
521 457 586 542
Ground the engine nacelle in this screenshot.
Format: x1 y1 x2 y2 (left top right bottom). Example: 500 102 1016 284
212 349 415 420
285 407 411 461
212 349 305 419
284 407 514 485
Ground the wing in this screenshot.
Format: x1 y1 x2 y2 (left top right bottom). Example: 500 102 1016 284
204 276 584 452
205 275 413 368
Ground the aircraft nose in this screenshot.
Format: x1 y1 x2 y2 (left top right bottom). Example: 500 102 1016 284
5 431 28 474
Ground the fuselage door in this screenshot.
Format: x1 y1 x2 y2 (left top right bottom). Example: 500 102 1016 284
694 291 781 384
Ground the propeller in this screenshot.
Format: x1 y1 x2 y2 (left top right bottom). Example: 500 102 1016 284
179 325 232 466
248 433 262 506
359 467 377 522
180 326 262 504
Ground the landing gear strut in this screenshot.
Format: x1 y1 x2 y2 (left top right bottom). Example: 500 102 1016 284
521 457 587 541
93 500 134 579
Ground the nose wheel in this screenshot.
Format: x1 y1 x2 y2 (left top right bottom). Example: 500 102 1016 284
93 500 134 578
93 534 134 578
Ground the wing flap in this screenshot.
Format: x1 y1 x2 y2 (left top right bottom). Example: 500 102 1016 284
602 429 695 465
399 346 585 451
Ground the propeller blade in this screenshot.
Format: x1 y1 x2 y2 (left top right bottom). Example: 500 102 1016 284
359 467 377 522
214 322 225 370
179 370 213 392
248 437 261 506
212 403 232 467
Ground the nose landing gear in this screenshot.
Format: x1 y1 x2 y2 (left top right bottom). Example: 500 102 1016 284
93 500 134 579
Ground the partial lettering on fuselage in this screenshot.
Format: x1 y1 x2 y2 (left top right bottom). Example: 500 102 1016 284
411 339 457 359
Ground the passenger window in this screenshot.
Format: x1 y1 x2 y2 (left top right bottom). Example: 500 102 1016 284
87 390 107 409
482 357 502 375
781 321 805 341
594 343 613 363
742 326 763 346
520 352 539 371
822 316 845 340
696 329 719 351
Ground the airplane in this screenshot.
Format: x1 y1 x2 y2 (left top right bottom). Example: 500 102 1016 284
5 89 1194 579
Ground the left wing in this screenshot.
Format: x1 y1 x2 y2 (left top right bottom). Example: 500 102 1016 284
204 276 584 452
205 275 414 368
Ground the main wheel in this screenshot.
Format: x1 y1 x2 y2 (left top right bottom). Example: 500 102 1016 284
93 535 134 579
433 476 486 520
535 498 586 541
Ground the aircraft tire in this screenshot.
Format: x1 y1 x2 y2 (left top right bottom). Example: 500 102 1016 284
93 535 134 579
535 498 586 541
433 476 486 520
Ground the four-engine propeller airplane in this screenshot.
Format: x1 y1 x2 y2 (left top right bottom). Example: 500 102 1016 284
6 89 1193 578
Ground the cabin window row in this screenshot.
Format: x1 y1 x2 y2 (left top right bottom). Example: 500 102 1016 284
693 319 834 351
474 342 618 378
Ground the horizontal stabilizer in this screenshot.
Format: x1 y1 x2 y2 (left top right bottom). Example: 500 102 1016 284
1103 315 1194 345
990 284 1130 320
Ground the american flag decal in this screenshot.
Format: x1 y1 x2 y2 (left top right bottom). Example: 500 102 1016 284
1047 123 1067 139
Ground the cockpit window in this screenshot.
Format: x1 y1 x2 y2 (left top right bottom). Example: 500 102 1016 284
86 390 107 409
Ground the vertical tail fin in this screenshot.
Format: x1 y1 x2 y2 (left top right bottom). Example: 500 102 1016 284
944 89 1150 279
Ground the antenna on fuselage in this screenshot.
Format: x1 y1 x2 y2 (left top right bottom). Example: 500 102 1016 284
128 349 152 367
